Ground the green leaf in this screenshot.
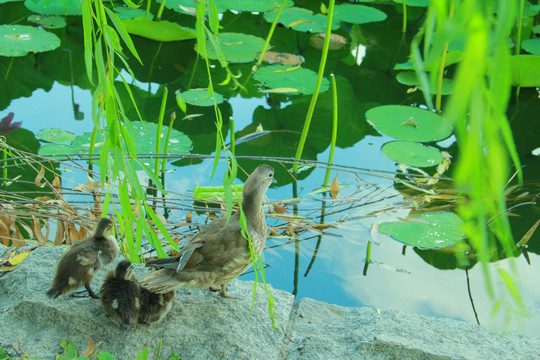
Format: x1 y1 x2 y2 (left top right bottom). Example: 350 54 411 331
197 32 266 63
381 141 443 167
392 0 429 7
379 212 465 249
176 88 224 107
396 71 455 95
0 25 60 56
114 7 150 20
193 184 244 201
24 0 82 15
366 105 453 142
510 55 540 87
333 4 387 24
217 0 293 12
37 128 76 144
521 38 540 55
27 14 67 29
254 64 331 95
121 18 196 42
97 351 117 360
38 144 74 156
263 7 341 33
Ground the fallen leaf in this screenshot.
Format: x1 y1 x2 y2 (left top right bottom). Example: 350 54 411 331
518 219 540 247
34 165 46 188
32 216 46 245
155 211 168 226
73 181 101 193
259 51 303 66
186 211 193 223
288 224 294 237
55 219 65 245
8 251 32 265
80 336 102 358
35 196 53 202
0 266 17 272
330 175 339 198
273 203 288 214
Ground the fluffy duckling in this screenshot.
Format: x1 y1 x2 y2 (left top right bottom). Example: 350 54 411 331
100 260 141 326
140 164 274 298
138 287 175 324
47 218 119 299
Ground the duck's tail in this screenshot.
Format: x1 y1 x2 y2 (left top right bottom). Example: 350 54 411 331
139 269 182 294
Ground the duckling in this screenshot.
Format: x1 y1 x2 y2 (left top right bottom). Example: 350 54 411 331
140 164 274 298
138 287 175 324
46 218 119 299
100 260 141 326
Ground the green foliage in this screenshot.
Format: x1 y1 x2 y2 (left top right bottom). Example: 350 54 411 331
263 7 341 33
381 141 443 168
0 25 60 56
254 65 331 95
333 4 387 25
177 89 224 106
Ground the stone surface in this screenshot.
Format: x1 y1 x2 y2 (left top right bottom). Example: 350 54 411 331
281 297 540 360
0 246 294 359
1 245 539 360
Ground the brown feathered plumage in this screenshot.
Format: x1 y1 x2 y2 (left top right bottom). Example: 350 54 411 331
140 164 274 298
100 260 140 326
47 218 119 299
138 287 175 324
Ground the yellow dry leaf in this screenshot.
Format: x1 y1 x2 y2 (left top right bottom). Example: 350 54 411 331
55 219 65 245
73 181 101 193
273 203 288 214
32 216 46 245
80 336 101 358
0 266 17 272
186 211 193 223
288 224 294 237
155 211 168 226
34 165 46 188
35 196 53 202
260 87 300 94
330 175 339 198
8 251 31 265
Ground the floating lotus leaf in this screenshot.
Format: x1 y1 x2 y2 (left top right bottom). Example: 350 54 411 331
69 123 192 154
333 4 387 25
216 0 293 12
0 25 60 57
156 0 227 15
27 15 67 29
176 89 224 107
254 64 330 95
264 7 341 33
24 0 82 15
199 32 266 63
396 71 454 95
38 144 74 156
522 39 540 55
379 212 465 249
510 55 540 87
114 7 150 20
366 105 452 142
37 128 76 144
381 141 443 167
121 18 196 42
392 0 429 7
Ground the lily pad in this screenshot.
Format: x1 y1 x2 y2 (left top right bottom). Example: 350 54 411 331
396 71 454 95
37 128 76 144
27 14 67 29
217 0 293 12
24 0 82 15
381 141 443 167
254 64 330 95
0 25 60 57
194 184 244 201
510 55 540 87
177 89 224 107
521 39 540 55
156 0 228 15
392 0 429 7
38 144 74 156
333 4 387 25
379 211 465 249
114 7 150 20
365 105 453 142
263 7 341 33
121 18 196 42
198 32 265 63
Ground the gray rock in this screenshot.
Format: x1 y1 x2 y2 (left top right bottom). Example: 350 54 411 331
0 246 294 359
1 246 539 360
282 297 540 360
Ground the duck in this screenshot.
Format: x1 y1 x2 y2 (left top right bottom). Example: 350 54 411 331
138 287 175 324
140 164 274 298
47 218 119 299
100 260 141 326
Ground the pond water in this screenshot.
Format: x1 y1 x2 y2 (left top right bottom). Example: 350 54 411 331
1 0 540 338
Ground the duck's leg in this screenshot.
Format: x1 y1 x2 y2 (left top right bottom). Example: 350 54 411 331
219 284 241 299
85 283 100 299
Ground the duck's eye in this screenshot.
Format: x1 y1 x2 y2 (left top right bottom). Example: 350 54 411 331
268 172 273 178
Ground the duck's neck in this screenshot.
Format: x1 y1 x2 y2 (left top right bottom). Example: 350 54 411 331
241 190 265 225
